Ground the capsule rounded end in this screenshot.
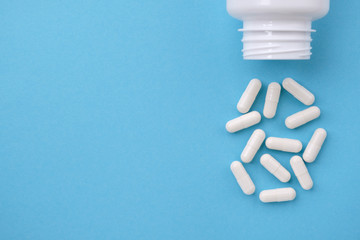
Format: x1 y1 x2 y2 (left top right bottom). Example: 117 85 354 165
225 121 235 133
303 152 315 163
252 111 262 121
290 155 302 165
304 94 315 106
316 128 327 137
260 154 270 165
288 188 296 200
301 178 314 190
311 106 321 116
285 117 295 129
259 191 267 202
230 161 241 171
240 153 249 163
244 185 255 195
282 77 292 86
280 171 291 183
301 175 314 190
265 138 272 148
237 103 249 114
294 140 303 153
253 129 266 141
240 152 253 163
269 82 281 89
263 109 275 119
251 79 262 90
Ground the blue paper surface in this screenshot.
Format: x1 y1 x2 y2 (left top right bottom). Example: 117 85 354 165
0 1 359 239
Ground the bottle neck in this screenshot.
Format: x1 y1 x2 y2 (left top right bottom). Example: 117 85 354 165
239 19 314 60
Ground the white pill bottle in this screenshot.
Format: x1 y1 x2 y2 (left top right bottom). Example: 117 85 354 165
227 0 330 60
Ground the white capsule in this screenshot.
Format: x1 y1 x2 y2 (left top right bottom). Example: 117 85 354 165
259 188 296 203
230 161 255 195
265 137 302 153
263 82 281 119
282 78 315 105
226 111 261 133
241 129 266 163
290 156 313 190
237 79 262 113
260 154 291 183
285 106 320 129
303 128 327 163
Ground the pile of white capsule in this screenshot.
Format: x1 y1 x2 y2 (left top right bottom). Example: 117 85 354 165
227 78 327 203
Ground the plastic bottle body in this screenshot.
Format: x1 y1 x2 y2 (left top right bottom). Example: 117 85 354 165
226 0 330 60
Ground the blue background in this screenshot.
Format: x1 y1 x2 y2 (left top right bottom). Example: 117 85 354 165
1 1 359 239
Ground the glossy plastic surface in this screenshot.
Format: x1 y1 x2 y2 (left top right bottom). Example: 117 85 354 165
226 111 261 133
230 161 256 195
282 78 315 105
241 129 266 163
260 154 291 183
259 188 296 203
263 82 281 119
237 79 262 113
226 0 330 59
290 156 313 190
285 106 320 129
265 137 302 153
303 128 327 163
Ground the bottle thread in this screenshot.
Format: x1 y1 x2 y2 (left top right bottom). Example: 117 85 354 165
239 19 314 60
